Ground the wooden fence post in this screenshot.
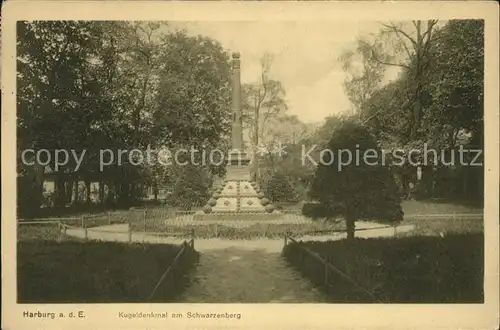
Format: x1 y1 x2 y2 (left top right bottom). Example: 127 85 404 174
128 229 132 243
214 223 218 237
324 262 329 288
63 225 67 235
81 216 85 228
84 227 88 240
284 234 288 247
143 209 147 233
108 212 111 225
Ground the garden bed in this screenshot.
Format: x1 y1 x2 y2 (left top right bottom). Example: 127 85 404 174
134 221 344 239
283 233 484 303
17 233 199 303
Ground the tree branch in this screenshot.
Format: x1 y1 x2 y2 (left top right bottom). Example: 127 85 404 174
371 49 410 69
382 22 417 46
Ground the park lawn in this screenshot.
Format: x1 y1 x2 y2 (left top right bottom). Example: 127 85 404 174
17 223 83 242
402 200 483 215
398 216 483 237
399 201 483 236
284 233 484 303
17 228 199 303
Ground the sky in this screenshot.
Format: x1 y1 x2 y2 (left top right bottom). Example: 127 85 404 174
169 21 397 124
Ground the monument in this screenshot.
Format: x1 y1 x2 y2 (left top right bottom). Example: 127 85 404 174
195 52 278 220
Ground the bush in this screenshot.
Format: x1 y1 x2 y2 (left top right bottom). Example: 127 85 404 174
266 173 297 203
302 202 342 219
283 233 483 303
170 165 210 210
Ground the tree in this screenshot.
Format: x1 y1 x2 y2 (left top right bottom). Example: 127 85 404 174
339 37 387 117
310 120 403 241
17 21 111 209
423 20 484 150
374 20 440 140
241 53 288 181
16 21 234 215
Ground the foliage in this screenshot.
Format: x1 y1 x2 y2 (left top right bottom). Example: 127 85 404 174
283 233 483 303
240 53 289 180
310 120 403 239
17 21 232 216
302 202 343 219
265 173 297 203
169 164 211 210
339 20 484 202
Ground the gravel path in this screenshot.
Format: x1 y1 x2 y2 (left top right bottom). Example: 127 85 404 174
65 222 415 250
179 247 326 303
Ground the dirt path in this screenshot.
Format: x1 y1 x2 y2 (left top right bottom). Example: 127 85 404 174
180 246 325 303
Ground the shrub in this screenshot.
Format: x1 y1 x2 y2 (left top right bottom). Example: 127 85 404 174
170 165 210 210
302 202 343 219
266 173 297 203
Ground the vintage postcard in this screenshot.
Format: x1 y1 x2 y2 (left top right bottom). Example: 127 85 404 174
2 1 499 329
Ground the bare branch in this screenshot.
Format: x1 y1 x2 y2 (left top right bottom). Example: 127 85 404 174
393 30 413 58
421 20 439 41
381 23 417 46
371 49 410 69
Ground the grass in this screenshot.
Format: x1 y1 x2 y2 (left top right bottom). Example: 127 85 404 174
401 200 483 215
153 222 345 239
17 225 199 303
283 233 484 303
399 216 483 237
18 223 82 242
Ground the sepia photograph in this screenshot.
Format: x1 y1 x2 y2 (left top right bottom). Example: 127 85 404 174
2 1 499 329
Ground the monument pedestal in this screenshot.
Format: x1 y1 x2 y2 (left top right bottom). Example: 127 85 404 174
201 150 277 217
198 52 276 220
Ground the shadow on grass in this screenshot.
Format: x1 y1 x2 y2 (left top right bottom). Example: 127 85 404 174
283 233 484 303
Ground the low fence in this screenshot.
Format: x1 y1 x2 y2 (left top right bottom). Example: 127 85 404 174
18 211 130 228
17 219 199 303
283 234 382 303
18 215 195 243
129 207 196 232
147 238 197 302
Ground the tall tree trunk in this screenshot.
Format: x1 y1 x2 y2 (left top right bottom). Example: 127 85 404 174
74 180 80 204
345 207 356 241
85 180 91 204
66 177 74 204
251 106 259 182
54 174 66 208
34 163 45 210
99 180 105 203
153 182 158 200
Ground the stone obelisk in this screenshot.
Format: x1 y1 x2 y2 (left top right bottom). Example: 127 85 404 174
231 52 244 152
198 52 276 217
227 52 250 178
